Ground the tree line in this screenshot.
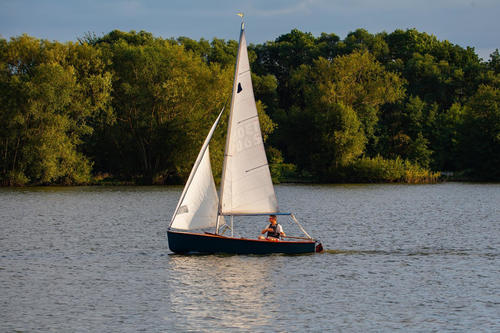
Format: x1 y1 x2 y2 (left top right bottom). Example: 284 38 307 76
1 28 499 185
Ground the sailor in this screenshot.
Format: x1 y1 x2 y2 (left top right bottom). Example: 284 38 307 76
259 215 286 241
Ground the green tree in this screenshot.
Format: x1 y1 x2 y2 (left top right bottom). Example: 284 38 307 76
0 36 111 185
385 29 482 108
315 51 405 140
488 49 500 74
432 103 466 170
252 29 322 112
92 31 246 184
176 37 211 62
279 51 404 178
3 27 498 184
85 30 278 184
460 84 500 179
314 103 366 172
377 96 434 168
343 29 390 61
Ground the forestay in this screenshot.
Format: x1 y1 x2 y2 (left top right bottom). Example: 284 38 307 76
219 25 279 215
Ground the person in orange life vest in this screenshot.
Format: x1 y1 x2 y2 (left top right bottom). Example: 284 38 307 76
258 215 285 241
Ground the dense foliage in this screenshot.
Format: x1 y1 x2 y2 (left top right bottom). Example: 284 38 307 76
1 28 499 185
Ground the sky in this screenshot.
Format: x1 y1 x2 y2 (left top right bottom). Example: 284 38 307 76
1 0 499 60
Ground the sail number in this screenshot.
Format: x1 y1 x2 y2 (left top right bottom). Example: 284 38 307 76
235 121 262 152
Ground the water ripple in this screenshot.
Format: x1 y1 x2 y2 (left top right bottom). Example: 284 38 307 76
1 183 499 332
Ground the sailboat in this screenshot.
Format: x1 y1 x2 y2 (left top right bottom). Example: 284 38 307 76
167 19 322 254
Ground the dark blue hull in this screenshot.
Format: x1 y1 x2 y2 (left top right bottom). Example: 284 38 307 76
167 230 318 254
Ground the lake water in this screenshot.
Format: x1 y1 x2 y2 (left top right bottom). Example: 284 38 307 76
1 183 499 332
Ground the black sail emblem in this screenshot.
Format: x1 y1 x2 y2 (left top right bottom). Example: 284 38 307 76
237 82 242 93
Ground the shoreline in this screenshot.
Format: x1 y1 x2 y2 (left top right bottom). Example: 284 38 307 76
2 176 498 187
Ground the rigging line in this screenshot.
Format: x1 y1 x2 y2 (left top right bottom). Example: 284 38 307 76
238 69 250 76
245 164 267 173
290 214 313 240
237 115 258 124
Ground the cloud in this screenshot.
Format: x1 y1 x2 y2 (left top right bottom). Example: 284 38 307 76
246 0 499 17
249 0 319 17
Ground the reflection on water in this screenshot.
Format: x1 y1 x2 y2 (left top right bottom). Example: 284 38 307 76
1 183 499 332
166 255 279 331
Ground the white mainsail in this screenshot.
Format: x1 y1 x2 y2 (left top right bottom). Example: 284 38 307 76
170 22 278 233
219 23 279 215
169 109 225 230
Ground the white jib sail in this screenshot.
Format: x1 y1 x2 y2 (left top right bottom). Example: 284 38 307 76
170 146 220 230
170 109 225 230
219 25 279 215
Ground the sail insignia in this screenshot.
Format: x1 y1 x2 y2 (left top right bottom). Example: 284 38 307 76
177 205 188 214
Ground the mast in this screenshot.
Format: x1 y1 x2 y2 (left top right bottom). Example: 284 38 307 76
216 19 245 233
